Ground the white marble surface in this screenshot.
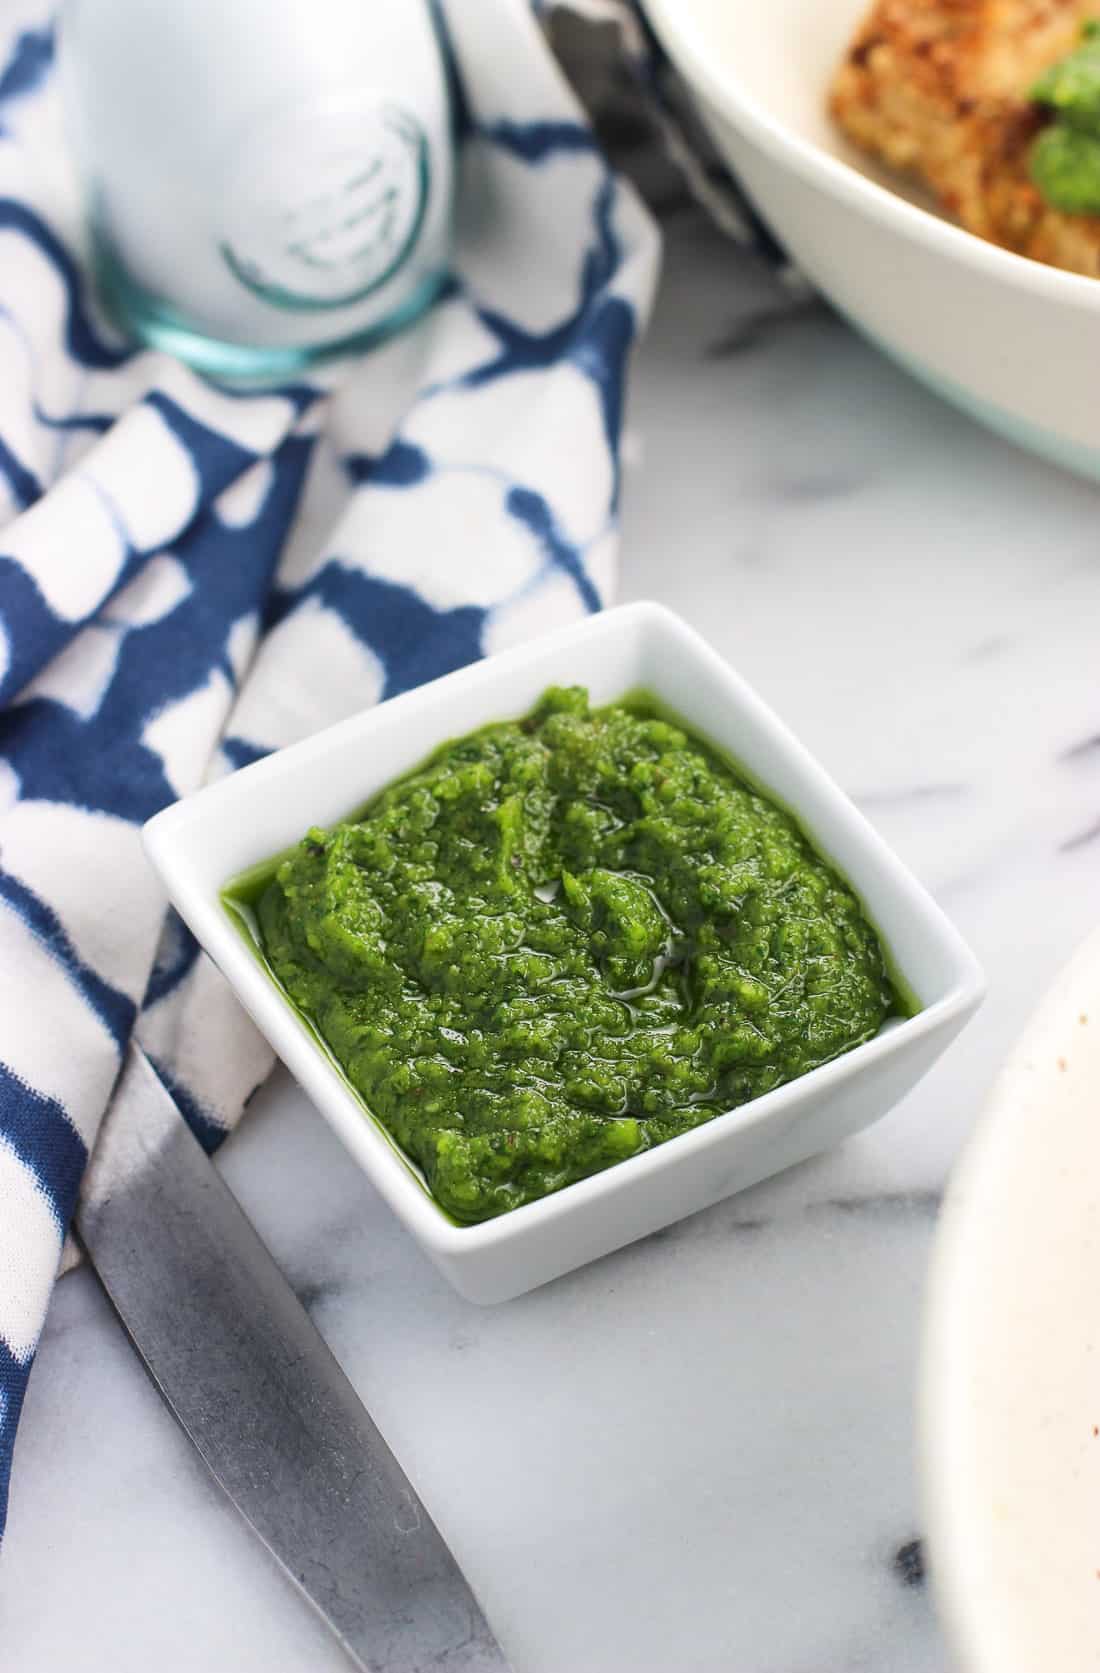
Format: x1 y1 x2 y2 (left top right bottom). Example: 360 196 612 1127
7 205 1100 1671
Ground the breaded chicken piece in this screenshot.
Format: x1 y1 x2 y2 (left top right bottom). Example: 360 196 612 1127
830 0 1100 276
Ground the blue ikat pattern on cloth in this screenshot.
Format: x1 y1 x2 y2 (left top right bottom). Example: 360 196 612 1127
0 0 658 1537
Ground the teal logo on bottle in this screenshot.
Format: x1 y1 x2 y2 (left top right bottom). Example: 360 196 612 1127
219 96 430 312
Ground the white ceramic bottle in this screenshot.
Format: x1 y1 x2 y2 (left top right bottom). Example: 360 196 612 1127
59 0 455 376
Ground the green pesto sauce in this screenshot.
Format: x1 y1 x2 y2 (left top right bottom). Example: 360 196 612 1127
1031 21 1100 213
232 688 904 1224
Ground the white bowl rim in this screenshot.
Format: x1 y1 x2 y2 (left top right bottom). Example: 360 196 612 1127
920 921 1100 1672
643 0 1100 313
145 600 984 1262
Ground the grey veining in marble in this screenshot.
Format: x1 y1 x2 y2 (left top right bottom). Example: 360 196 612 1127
6 203 1100 1671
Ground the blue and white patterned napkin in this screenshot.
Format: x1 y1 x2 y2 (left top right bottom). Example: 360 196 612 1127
0 0 659 1536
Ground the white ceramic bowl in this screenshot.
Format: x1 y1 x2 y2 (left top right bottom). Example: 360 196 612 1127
922 925 1100 1671
643 0 1100 480
144 602 983 1304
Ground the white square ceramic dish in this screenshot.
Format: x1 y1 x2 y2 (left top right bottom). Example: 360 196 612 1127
143 602 984 1303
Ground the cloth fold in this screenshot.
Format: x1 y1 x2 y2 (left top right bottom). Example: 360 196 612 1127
0 0 659 1537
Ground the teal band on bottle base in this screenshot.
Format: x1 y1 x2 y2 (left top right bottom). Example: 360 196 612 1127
92 228 450 382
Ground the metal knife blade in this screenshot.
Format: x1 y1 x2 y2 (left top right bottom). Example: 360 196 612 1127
75 1042 510 1673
